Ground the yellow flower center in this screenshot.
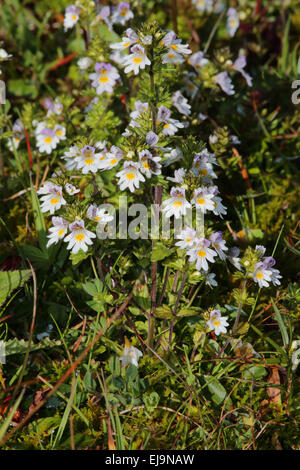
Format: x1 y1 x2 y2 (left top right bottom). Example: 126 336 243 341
58 229 65 236
197 197 205 205
168 54 175 59
75 233 85 241
85 158 94 165
185 238 191 242
56 130 63 136
110 158 118 165
50 198 59 205
171 44 178 50
200 168 208 176
44 137 52 143
143 162 150 169
197 250 206 257
256 272 263 279
123 41 130 48
133 57 143 64
99 76 109 83
173 200 183 207
163 123 170 129
126 172 135 180
120 9 127 16
213 320 221 326
94 216 100 221
72 15 77 20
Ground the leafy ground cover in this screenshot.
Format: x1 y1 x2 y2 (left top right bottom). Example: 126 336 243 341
0 0 299 450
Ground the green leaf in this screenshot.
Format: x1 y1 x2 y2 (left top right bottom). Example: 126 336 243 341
243 366 267 380
177 308 199 317
0 269 32 306
154 304 173 319
271 298 289 347
204 376 227 405
151 243 174 262
70 250 90 266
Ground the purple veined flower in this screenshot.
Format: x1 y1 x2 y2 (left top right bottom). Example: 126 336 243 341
111 28 139 51
89 62 120 95
227 246 241 270
95 5 112 29
138 149 162 177
187 237 217 272
65 183 80 195
157 105 171 123
146 131 159 147
188 51 209 71
233 56 253 87
111 2 134 25
120 337 143 367
161 30 191 64
166 168 186 184
209 232 228 260
39 185 66 214
213 71 235 95
191 187 215 214
75 145 102 174
175 226 197 250
252 261 273 288
206 309 229 336
123 44 151 75
64 5 80 31
64 220 96 254
36 128 58 154
227 7 240 37
86 204 113 224
116 161 145 192
46 217 69 247
162 187 191 219
171 91 191 116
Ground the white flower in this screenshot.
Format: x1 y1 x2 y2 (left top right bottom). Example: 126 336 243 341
7 135 23 152
111 2 134 25
120 338 143 367
157 105 184 136
86 204 113 224
166 168 186 184
188 51 209 71
62 145 81 171
98 146 123 170
192 154 217 181
77 57 93 70
252 262 273 288
65 183 80 195
175 227 197 249
191 187 215 214
64 220 96 254
0 48 12 60
64 5 80 31
46 217 69 247
89 62 120 95
192 0 213 13
110 29 138 50
54 124 66 142
161 31 191 64
172 91 191 116
163 148 183 166
205 272 218 288
123 45 151 75
162 187 191 219
227 247 242 270
36 128 58 154
207 309 229 336
139 150 162 177
187 238 217 271
39 185 66 214
233 56 252 87
116 162 145 193
227 8 239 37
75 145 101 174
213 71 235 95
209 232 228 260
